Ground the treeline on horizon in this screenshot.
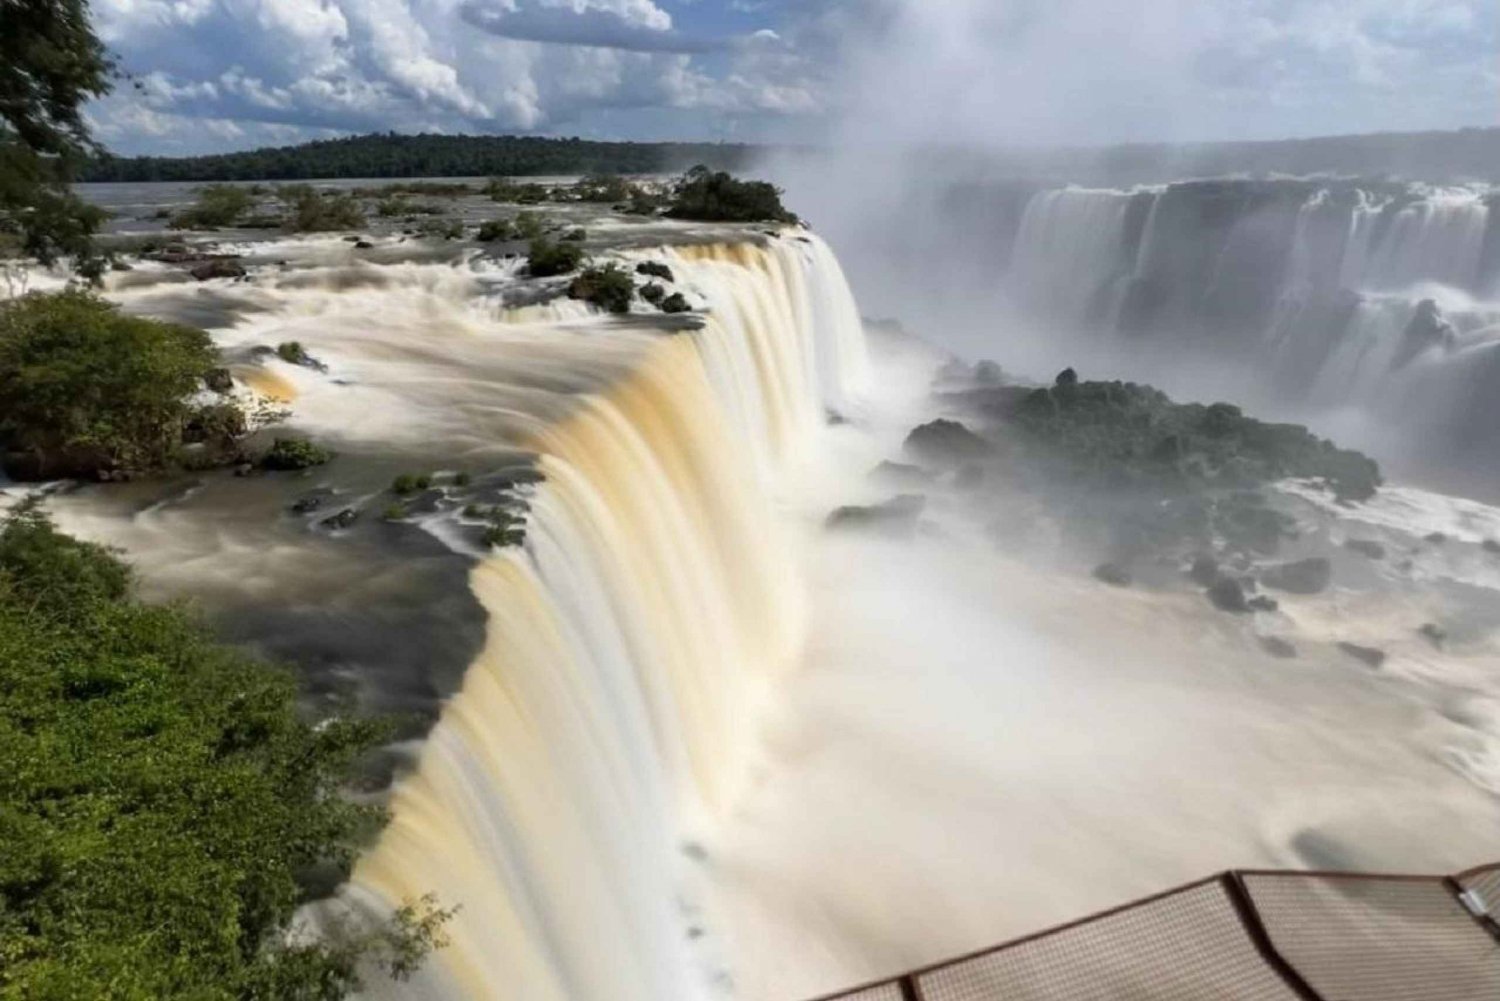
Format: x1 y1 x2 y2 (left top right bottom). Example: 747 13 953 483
82 132 757 183
82 125 1500 187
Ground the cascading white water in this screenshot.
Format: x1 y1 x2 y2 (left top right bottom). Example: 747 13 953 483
1006 188 1138 324
343 235 868 1001
997 180 1500 472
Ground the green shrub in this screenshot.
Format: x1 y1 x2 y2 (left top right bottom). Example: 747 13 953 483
391 473 431 494
276 341 309 365
635 260 673 282
484 179 549 204
169 184 255 229
476 219 516 242
279 186 365 232
0 290 219 479
453 472 472 487
260 438 332 471
526 237 585 277
514 212 546 240
0 509 451 998
382 503 408 521
568 264 635 314
667 165 798 223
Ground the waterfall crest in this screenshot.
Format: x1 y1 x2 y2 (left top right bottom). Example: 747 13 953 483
346 233 866 1001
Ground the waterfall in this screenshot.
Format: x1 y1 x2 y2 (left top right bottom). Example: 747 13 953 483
996 179 1500 472
342 234 867 1001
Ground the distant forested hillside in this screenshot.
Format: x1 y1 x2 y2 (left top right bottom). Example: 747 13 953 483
82 133 756 182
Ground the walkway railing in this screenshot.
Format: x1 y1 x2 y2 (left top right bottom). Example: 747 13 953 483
807 862 1500 1001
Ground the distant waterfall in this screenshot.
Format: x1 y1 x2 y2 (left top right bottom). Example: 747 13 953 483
345 235 867 1001
998 180 1500 470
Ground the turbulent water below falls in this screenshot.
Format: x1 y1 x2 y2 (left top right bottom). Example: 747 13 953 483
22 217 1500 1001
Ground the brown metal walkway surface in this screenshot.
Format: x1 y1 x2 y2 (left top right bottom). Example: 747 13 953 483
807 863 1500 1001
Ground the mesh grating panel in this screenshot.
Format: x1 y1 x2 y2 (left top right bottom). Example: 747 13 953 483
1244 874 1500 1001
822 986 906 1001
914 879 1302 1001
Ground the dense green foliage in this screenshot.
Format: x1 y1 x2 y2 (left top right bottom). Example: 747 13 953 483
568 264 635 314
1 0 114 274
0 290 223 479
475 219 516 242
279 186 365 233
260 438 333 471
666 165 798 224
997 371 1381 502
83 134 751 183
170 185 254 230
526 237 584 277
0 509 449 998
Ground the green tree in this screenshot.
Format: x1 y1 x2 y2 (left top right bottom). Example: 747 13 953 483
666 165 798 224
0 289 221 479
0 0 115 277
0 508 451 999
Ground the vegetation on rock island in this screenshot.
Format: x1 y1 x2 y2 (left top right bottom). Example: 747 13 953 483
0 507 450 999
0 290 232 480
665 165 799 224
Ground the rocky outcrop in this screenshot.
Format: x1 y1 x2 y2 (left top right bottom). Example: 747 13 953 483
825 495 926 537
1261 557 1332 595
903 419 994 467
1390 299 1455 371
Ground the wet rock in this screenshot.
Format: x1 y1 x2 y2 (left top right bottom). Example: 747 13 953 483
1262 557 1332 595
1259 636 1298 659
1248 595 1280 613
825 495 926 537
974 360 1005 385
1391 299 1456 370
1424 532 1448 544
1187 553 1219 588
1337 642 1386 668
291 494 326 515
1484 540 1500 555
870 461 931 487
232 462 255 477
354 239 374 249
1345 539 1386 560
189 257 246 281
1418 623 1447 648
904 418 994 467
203 367 234 394
1207 576 1250 613
1093 562 1132 587
321 508 359 531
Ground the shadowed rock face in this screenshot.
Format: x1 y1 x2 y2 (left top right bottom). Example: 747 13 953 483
903 419 994 467
826 494 927 538
1262 557 1333 595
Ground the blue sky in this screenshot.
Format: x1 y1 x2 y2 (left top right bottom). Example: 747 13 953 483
86 0 1499 156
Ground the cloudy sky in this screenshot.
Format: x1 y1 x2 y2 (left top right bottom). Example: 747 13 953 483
87 0 1499 156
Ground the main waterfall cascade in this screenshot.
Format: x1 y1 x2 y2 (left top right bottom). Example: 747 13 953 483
343 235 870 1001
997 181 1500 474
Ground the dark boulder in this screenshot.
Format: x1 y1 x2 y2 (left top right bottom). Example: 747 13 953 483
203 367 235 394
354 240 374 249
1336 642 1386 669
1345 539 1386 560
1248 595 1280 613
1484 540 1500 555
904 419 994 467
1187 553 1220 587
1207 576 1250 613
825 495 926 537
321 508 359 531
1390 299 1456 371
1262 557 1332 595
1260 636 1298 659
189 257 246 281
1424 532 1448 544
870 461 932 487
1418 623 1447 648
1093 562 1132 587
